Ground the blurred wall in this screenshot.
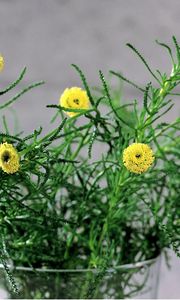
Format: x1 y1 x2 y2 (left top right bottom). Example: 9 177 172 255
0 0 179 298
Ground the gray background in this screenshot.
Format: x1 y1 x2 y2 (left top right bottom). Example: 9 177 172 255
0 0 179 298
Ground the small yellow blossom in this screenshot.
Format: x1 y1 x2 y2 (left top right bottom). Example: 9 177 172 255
0 142 20 174
123 143 154 174
59 87 90 117
0 54 4 72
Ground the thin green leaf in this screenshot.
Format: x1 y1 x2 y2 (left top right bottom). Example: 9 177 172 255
156 40 175 65
172 36 180 60
71 64 95 106
99 70 134 129
110 70 145 92
0 81 44 110
143 82 151 115
126 43 161 84
0 67 27 95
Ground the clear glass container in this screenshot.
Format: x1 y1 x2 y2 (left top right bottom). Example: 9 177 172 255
0 255 161 299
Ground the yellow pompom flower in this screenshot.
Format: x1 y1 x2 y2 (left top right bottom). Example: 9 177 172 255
123 143 154 174
0 142 20 174
0 54 4 72
59 87 90 117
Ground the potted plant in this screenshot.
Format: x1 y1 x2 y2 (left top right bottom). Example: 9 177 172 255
0 37 179 299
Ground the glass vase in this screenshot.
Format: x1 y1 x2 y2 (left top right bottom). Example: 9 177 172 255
0 255 161 299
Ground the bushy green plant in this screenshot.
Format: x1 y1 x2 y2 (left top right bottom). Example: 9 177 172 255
0 37 179 298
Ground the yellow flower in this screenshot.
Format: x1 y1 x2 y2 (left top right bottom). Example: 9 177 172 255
0 54 4 72
123 143 154 174
0 142 20 174
59 87 90 117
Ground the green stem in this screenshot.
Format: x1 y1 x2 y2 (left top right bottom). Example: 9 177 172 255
63 127 90 178
97 167 127 252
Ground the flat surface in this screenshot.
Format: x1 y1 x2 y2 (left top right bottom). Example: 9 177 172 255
0 1 179 298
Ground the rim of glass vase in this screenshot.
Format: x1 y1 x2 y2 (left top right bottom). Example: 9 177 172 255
0 255 161 274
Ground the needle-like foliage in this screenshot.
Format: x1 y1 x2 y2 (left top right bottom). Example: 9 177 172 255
0 37 179 298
